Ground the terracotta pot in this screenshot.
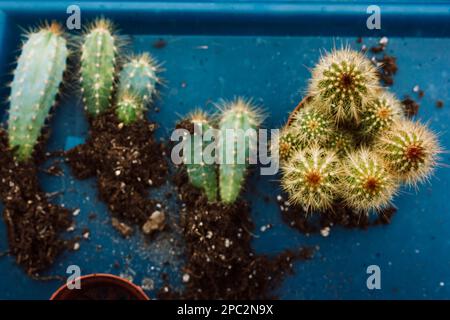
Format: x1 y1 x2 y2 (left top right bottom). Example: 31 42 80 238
286 95 313 127
50 273 150 300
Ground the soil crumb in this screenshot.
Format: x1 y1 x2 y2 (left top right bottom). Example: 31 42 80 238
153 38 167 49
157 169 312 300
278 195 397 234
376 54 397 86
402 96 420 118
66 111 168 232
436 100 444 108
0 129 72 275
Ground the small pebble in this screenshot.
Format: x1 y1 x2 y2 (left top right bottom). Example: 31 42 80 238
73 242 80 251
379 36 389 45
72 208 80 216
320 226 330 237
413 85 420 93
276 195 283 202
182 273 190 283
141 278 154 291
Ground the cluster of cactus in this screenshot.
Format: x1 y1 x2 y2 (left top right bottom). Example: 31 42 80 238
183 98 262 204
7 22 68 161
280 47 441 213
80 19 160 123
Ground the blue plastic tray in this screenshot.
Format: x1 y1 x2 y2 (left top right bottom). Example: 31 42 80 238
0 1 449 299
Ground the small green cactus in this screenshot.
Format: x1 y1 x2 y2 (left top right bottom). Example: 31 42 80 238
115 93 144 125
184 111 218 202
118 53 160 104
289 106 334 146
339 148 398 212
376 120 440 186
281 145 340 211
80 18 117 116
8 22 68 161
325 130 354 157
309 47 380 123
360 91 403 136
274 126 303 163
218 98 261 204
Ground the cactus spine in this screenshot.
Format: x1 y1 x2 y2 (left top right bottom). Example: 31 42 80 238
281 146 340 211
118 53 160 104
309 47 380 123
8 22 68 161
184 111 218 202
218 98 261 204
339 149 398 212
80 19 117 116
377 120 440 186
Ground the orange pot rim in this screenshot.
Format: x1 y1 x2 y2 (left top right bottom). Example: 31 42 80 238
50 273 150 300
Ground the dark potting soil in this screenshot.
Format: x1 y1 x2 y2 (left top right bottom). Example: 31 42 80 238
157 167 312 300
279 197 397 235
0 129 72 276
66 111 168 233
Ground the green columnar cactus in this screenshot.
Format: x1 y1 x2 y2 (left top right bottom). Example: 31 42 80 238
339 148 398 212
115 94 144 125
184 111 218 202
118 53 160 103
309 47 380 123
8 22 68 161
360 91 403 136
80 19 117 116
325 130 354 157
218 98 261 204
281 145 340 211
290 106 334 146
376 120 440 186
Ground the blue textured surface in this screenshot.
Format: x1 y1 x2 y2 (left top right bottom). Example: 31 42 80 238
0 2 449 300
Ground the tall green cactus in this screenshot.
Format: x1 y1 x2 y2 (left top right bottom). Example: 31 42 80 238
184 111 218 202
8 22 68 161
218 98 261 204
118 53 160 104
80 19 117 116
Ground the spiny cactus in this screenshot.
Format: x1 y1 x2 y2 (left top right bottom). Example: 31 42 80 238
115 93 144 125
118 53 161 104
80 18 117 116
325 130 354 157
184 111 218 202
289 106 334 146
273 126 303 163
281 145 340 211
339 148 398 212
376 120 440 186
8 22 68 161
309 47 380 123
360 91 403 136
218 98 262 204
